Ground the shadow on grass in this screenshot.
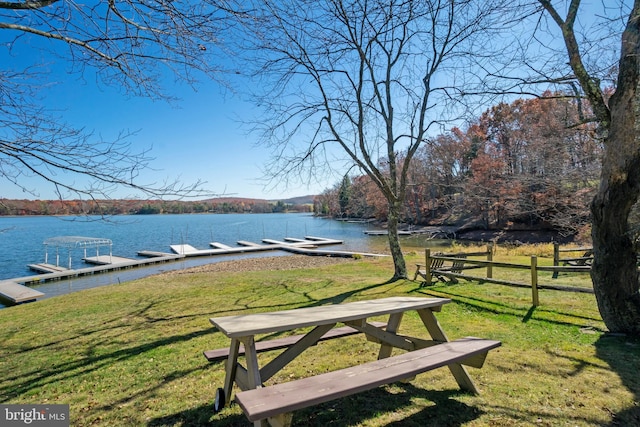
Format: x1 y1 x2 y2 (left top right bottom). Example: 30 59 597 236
3 299 211 359
293 277 407 306
206 279 398 323
413 284 603 329
147 384 481 426
521 305 535 322
595 334 640 426
0 317 213 401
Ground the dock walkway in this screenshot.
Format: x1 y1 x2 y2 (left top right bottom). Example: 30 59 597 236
169 236 351 257
28 263 69 274
20 253 186 287
83 255 136 265
0 280 44 304
9 236 385 305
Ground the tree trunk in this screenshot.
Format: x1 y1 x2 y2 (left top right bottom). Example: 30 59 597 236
591 185 640 335
387 201 408 280
590 7 640 335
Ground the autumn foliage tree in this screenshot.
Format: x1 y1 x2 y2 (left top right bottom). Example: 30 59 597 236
332 91 600 237
469 92 599 232
322 0 640 334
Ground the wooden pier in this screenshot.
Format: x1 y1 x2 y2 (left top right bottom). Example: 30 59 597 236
0 280 44 304
9 236 385 305
27 263 69 274
83 255 137 265
168 236 354 257
363 230 412 235
210 242 233 249
20 253 186 287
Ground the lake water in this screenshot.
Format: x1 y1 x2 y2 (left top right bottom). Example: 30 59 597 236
0 213 392 307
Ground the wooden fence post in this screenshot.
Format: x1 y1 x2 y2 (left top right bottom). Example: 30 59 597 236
486 243 493 279
425 248 432 285
552 243 560 279
531 255 539 306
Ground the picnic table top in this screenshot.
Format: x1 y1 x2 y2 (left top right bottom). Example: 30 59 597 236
209 296 451 338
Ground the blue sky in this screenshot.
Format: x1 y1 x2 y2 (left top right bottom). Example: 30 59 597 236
45 78 317 200
2 41 336 201
1 1 626 202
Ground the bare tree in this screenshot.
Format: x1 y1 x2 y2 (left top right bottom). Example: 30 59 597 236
1 0 237 201
236 0 508 279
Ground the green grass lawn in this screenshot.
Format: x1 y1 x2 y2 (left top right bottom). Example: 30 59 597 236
0 248 638 426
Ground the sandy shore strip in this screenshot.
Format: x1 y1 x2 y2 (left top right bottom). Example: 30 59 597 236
162 254 357 276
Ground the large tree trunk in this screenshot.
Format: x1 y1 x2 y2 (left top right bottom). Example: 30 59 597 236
387 201 408 280
591 183 640 335
590 6 640 335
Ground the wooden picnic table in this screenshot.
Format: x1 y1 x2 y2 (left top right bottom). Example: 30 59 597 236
208 296 499 425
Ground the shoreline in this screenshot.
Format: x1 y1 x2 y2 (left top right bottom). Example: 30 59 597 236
455 229 577 244
161 254 356 276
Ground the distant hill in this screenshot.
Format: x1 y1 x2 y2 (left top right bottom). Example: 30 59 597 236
0 195 318 216
277 195 316 205
201 197 268 204
203 195 316 205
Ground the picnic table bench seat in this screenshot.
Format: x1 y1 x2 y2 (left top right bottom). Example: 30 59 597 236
204 322 387 362
235 337 501 426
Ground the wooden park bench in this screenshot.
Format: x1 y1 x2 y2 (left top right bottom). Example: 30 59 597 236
235 337 501 426
552 245 593 278
413 254 444 281
414 249 487 284
562 250 594 266
433 254 468 284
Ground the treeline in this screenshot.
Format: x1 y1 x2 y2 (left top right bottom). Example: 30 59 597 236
314 92 601 238
0 198 312 216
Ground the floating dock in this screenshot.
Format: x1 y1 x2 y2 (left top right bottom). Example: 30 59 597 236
9 235 386 305
0 280 44 304
21 252 186 285
83 255 137 265
28 263 69 274
168 236 348 257
262 239 384 258
363 226 457 239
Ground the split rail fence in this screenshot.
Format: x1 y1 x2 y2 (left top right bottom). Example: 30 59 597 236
415 245 592 306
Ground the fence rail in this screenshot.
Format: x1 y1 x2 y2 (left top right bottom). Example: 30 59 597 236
416 247 593 307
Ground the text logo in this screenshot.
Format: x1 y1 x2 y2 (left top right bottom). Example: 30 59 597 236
1 404 69 426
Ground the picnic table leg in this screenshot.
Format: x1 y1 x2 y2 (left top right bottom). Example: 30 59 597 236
259 323 336 383
264 414 293 427
240 336 263 389
218 338 240 412
417 308 479 394
378 312 403 359
239 336 270 427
